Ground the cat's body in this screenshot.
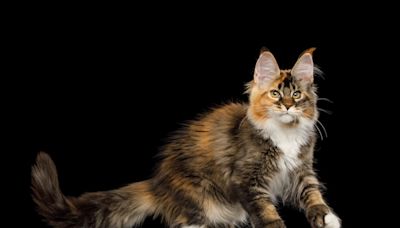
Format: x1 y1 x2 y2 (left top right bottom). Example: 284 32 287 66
32 49 341 228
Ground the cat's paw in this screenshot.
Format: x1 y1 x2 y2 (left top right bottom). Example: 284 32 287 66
307 204 341 228
265 219 286 228
324 212 341 228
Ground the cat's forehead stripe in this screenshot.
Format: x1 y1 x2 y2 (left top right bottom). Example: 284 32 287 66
283 87 291 96
278 72 295 93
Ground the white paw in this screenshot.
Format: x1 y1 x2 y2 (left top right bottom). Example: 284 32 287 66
324 212 341 228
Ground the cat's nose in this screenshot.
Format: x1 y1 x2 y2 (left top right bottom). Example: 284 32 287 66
283 103 293 110
282 98 294 110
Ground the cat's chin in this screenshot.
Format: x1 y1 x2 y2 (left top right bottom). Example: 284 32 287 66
278 114 295 124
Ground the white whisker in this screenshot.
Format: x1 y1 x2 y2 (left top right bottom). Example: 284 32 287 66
318 108 332 115
317 98 333 103
314 123 324 140
316 120 328 138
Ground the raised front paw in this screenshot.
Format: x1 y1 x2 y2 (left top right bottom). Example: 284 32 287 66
307 205 341 228
266 219 286 228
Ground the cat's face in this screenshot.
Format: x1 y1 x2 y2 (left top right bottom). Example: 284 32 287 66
247 49 318 128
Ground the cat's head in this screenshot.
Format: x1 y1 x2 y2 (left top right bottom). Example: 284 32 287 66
247 48 318 130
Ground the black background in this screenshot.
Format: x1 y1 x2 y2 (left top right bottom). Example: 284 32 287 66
9 4 397 228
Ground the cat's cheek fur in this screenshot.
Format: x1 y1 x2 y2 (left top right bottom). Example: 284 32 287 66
324 212 341 228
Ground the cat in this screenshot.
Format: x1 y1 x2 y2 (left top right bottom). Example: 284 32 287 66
32 48 341 228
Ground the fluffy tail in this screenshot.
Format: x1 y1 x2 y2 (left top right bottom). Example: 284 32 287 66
31 152 157 228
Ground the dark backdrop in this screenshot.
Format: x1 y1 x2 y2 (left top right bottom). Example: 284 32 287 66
11 5 396 228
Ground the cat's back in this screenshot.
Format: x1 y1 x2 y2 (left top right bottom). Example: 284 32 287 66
190 102 248 145
161 103 248 161
194 102 248 132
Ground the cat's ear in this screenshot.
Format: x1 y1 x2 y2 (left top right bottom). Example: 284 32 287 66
291 48 316 84
254 50 280 88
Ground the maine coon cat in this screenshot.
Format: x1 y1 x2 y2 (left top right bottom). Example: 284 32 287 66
32 48 341 228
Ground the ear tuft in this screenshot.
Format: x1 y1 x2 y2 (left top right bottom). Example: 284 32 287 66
259 46 270 54
303 47 316 55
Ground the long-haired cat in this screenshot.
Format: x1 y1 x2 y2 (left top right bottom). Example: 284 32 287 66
32 48 341 228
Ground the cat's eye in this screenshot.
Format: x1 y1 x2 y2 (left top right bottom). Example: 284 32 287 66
270 90 281 98
292 91 302 99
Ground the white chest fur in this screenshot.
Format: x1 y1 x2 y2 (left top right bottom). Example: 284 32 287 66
262 118 314 201
264 118 313 156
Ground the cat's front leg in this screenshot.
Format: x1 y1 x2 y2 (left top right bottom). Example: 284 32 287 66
293 170 341 228
237 185 286 228
247 199 286 228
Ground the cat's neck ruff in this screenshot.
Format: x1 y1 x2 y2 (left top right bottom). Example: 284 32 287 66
264 118 314 156
249 114 315 157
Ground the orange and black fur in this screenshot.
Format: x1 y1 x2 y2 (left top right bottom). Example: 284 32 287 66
32 49 341 228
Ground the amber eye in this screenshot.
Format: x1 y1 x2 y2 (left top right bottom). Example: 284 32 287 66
270 90 281 98
292 91 302 99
